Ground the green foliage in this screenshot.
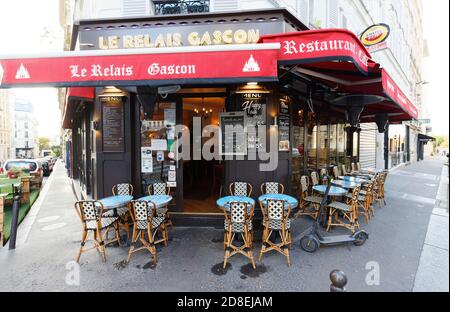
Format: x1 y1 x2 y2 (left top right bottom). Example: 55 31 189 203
51 145 62 158
38 137 51 152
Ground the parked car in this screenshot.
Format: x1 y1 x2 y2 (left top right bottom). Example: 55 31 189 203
39 158 51 176
1 159 44 181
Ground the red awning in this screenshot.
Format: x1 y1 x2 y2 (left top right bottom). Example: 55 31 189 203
62 87 95 129
0 44 279 88
260 29 418 122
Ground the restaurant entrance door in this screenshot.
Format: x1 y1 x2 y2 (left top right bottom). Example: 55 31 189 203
182 97 225 214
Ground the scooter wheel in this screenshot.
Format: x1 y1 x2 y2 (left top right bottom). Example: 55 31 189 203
300 235 320 253
353 231 368 246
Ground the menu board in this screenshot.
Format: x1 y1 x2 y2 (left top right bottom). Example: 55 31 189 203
102 96 125 152
241 93 266 151
278 96 292 152
219 112 247 156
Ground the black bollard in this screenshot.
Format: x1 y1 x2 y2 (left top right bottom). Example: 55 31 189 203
8 186 21 250
330 269 347 292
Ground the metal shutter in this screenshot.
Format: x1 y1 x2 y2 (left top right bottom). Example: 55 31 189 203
359 123 377 168
123 0 149 16
212 0 239 11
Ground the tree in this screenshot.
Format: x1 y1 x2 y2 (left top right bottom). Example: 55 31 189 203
51 145 62 158
38 137 51 152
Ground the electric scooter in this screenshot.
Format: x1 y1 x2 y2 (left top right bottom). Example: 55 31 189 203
299 176 369 253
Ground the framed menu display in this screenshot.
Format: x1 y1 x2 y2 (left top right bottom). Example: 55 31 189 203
219 112 247 156
102 96 125 152
278 95 292 152
241 93 266 152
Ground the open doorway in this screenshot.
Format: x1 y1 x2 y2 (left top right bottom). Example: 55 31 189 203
182 97 225 213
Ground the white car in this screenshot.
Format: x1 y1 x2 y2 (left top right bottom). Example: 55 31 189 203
1 159 44 181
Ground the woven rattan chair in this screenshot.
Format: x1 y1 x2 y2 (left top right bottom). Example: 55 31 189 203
74 200 121 263
311 171 320 186
112 183 134 238
223 201 255 269
260 182 285 195
333 166 340 180
295 176 322 220
326 187 360 233
127 200 167 265
357 180 375 223
374 171 388 208
341 164 349 176
147 182 173 229
229 182 252 197
259 199 292 266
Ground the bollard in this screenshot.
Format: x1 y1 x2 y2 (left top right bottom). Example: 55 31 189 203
330 269 347 292
8 185 21 250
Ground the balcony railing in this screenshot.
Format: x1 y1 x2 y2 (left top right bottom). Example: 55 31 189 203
153 0 210 15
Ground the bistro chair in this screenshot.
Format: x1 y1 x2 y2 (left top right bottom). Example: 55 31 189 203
111 183 134 237
319 168 328 183
229 182 253 197
332 166 340 180
259 199 292 267
223 201 256 269
260 182 285 195
341 164 349 176
351 163 358 174
357 180 375 223
374 171 388 208
357 162 362 172
74 200 121 263
127 200 168 265
326 187 360 233
148 182 173 229
295 176 322 220
311 171 320 187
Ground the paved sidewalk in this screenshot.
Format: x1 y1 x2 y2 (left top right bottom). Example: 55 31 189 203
0 159 447 292
413 160 449 292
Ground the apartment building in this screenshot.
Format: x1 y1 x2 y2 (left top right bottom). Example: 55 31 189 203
0 90 11 164
11 99 38 159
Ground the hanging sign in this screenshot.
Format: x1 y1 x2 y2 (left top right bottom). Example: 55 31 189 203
102 96 125 152
278 95 292 152
242 93 266 151
141 147 153 173
360 23 390 53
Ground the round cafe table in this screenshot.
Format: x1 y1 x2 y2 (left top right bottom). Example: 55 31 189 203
258 194 298 210
216 196 255 213
312 185 347 196
332 180 360 190
338 176 369 184
97 195 133 216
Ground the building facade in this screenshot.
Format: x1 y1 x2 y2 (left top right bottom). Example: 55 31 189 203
0 90 11 164
11 99 38 159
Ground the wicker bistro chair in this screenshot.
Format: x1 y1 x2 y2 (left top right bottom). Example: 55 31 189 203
111 183 134 237
295 176 322 220
319 169 328 182
374 171 388 208
357 180 375 223
223 201 256 269
326 187 361 233
74 200 121 263
332 166 340 180
357 162 362 172
261 182 284 195
147 182 173 229
259 199 293 267
229 182 253 197
311 171 320 187
341 164 349 176
127 200 168 265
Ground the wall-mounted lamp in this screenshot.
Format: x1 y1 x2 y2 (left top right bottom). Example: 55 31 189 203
235 82 271 94
98 86 126 97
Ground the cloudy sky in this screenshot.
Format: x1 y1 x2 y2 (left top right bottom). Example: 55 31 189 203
0 0 448 137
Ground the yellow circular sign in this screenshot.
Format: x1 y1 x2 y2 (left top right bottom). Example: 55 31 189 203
360 24 390 46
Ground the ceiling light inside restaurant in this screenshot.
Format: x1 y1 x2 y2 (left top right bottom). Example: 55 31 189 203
235 83 270 94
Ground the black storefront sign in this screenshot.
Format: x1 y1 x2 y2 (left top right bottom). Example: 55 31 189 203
219 112 246 156
278 96 292 152
241 93 267 152
102 96 125 152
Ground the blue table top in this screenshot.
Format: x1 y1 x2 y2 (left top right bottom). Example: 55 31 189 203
332 180 360 189
313 185 347 196
338 176 369 183
98 195 133 210
216 196 255 212
258 194 298 209
138 195 173 208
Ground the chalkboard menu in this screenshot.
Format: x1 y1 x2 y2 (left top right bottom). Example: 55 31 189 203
278 96 292 152
102 96 125 152
241 93 266 151
219 112 246 156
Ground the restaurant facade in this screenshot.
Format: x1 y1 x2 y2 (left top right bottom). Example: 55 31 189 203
0 9 418 226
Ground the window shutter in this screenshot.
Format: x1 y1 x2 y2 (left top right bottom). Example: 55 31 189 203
122 0 149 16
328 0 339 28
212 0 239 12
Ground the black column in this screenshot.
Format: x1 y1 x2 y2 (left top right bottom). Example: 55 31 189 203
384 126 389 170
406 125 410 162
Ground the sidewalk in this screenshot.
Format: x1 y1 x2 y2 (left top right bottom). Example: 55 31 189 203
0 159 447 292
413 159 449 292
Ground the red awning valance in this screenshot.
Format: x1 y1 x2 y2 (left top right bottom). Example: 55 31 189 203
0 44 279 88
62 87 95 129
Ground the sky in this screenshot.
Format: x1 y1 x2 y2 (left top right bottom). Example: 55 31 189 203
0 0 63 139
0 0 449 137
